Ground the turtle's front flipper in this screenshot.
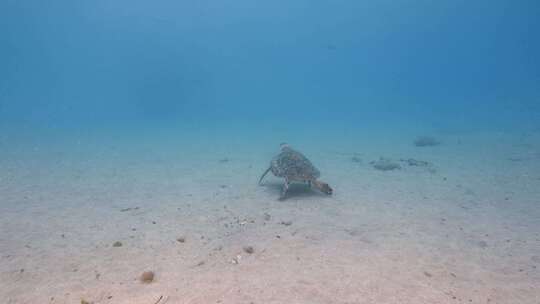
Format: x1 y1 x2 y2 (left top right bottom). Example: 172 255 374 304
279 179 290 200
258 166 271 185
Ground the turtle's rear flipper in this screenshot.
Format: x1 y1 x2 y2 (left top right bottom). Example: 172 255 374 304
313 180 333 195
258 166 271 185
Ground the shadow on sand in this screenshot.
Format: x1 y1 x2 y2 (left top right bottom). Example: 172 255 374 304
260 181 329 200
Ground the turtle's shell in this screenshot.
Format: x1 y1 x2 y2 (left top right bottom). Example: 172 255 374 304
270 147 320 181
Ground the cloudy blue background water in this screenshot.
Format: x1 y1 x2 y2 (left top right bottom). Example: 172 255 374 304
1 0 539 139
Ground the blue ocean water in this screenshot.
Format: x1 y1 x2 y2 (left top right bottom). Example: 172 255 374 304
1 1 540 303
1 0 539 138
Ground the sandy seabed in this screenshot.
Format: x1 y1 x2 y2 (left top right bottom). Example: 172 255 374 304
1 130 539 304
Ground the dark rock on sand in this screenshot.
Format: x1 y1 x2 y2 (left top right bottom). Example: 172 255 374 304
414 136 440 147
370 158 401 171
243 246 254 254
351 156 362 163
477 240 488 248
401 158 430 167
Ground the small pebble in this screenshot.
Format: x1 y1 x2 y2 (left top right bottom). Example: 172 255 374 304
140 271 155 283
280 221 293 226
176 237 185 243
113 241 122 247
243 246 254 254
477 240 488 248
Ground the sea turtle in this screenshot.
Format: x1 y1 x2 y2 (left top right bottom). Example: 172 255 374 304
259 143 333 200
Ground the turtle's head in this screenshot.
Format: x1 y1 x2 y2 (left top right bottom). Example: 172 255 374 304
313 180 333 195
319 182 333 195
